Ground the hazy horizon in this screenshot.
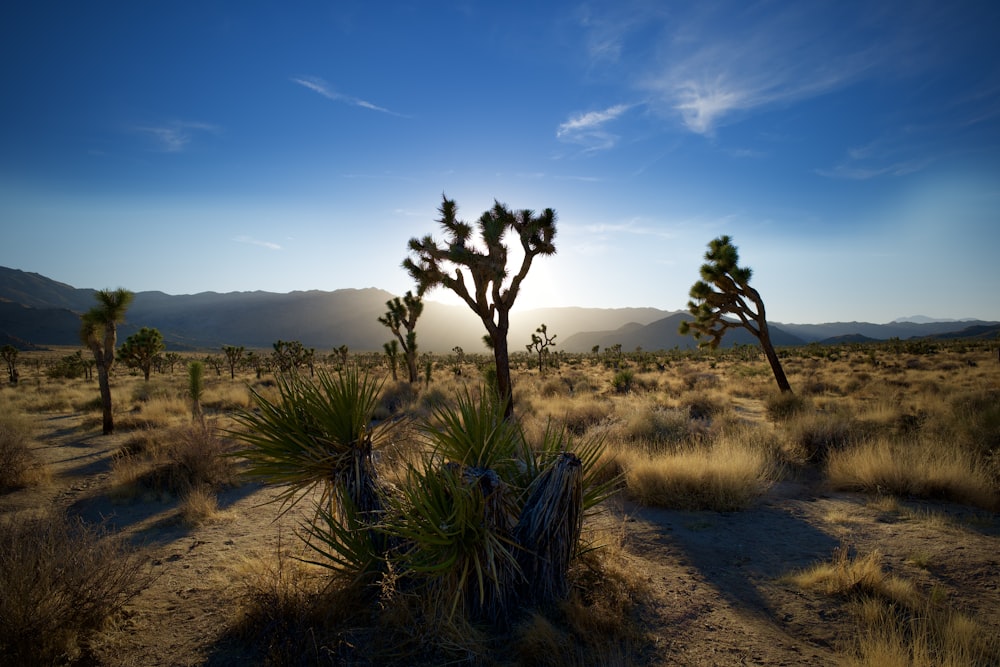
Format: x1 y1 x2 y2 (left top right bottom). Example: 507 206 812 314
3 2 999 324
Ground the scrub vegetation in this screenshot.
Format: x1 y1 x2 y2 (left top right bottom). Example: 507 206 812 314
1 335 997 664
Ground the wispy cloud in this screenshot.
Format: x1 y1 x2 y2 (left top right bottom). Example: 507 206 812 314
134 121 219 152
234 235 282 250
576 2 933 136
817 133 934 180
556 103 632 151
292 76 405 116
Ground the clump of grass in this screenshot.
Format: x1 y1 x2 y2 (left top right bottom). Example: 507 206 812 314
765 390 809 420
827 436 998 511
624 429 777 511
783 410 863 463
785 547 999 666
0 411 41 490
111 423 236 501
179 484 220 525
0 512 153 664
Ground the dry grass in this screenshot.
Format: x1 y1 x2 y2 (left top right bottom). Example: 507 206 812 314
827 436 998 511
0 410 44 490
623 427 778 511
0 511 153 664
111 422 237 501
785 546 999 667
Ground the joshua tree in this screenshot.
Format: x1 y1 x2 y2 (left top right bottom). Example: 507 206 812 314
272 339 310 374
378 290 424 383
2 344 18 384
117 327 165 381
404 195 557 419
383 340 399 381
80 288 134 434
526 323 556 375
679 235 792 393
222 344 244 380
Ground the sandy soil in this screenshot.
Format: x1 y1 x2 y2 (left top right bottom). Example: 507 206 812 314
4 412 998 666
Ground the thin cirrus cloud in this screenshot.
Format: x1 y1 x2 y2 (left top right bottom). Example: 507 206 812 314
292 76 405 116
556 103 632 151
233 235 282 250
576 2 924 137
133 121 219 152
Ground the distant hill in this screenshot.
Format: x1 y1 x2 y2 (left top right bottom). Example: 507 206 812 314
1 266 996 352
561 313 806 352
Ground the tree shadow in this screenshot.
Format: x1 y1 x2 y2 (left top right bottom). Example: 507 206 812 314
619 494 841 629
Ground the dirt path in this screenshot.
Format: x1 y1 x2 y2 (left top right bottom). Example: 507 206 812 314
4 413 999 666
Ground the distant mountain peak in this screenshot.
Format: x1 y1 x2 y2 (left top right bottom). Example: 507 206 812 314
891 315 972 324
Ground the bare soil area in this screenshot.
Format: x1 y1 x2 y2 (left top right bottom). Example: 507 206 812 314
4 412 999 666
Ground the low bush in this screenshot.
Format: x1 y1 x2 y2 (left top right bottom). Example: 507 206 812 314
0 412 38 490
0 512 153 664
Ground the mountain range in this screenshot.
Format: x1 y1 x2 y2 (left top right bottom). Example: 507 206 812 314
1 266 997 354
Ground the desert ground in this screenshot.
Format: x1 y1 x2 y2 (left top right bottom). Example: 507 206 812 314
2 343 998 666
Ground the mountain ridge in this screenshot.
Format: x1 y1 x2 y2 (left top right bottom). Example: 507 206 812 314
1 266 996 352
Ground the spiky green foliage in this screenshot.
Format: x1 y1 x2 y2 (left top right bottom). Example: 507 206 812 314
229 365 388 516
384 461 520 622
679 235 792 393
404 195 557 419
118 326 165 381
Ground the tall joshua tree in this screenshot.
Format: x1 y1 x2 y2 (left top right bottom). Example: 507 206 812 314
404 195 556 419
679 235 792 393
80 288 135 434
378 290 424 384
118 326 165 381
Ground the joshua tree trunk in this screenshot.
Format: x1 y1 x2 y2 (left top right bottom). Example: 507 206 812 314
514 452 583 605
759 325 792 393
96 360 114 434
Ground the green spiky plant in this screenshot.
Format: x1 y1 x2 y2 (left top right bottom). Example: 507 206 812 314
229 365 389 520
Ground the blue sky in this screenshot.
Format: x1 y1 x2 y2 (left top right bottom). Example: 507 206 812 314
2 1 999 324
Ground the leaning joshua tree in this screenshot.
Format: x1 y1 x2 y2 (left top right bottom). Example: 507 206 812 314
680 235 792 393
404 195 557 419
378 289 424 384
80 288 135 434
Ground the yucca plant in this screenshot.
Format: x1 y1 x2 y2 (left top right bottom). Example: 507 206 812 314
383 460 521 622
385 386 617 622
229 365 389 519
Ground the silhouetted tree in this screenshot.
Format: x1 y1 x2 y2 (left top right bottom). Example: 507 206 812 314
222 344 244 380
118 327 165 381
679 235 792 393
526 323 556 375
80 288 134 434
404 196 556 419
378 290 424 383
383 340 399 381
2 344 18 384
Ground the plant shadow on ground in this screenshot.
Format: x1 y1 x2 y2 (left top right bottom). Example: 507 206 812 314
618 491 842 646
67 476 262 547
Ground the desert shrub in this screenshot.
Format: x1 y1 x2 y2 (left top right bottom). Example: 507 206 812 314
783 411 864 463
611 369 634 394
785 547 1000 667
112 423 236 500
624 429 777 511
765 390 808 420
376 380 419 419
0 412 38 490
827 436 998 511
617 404 694 453
0 512 152 664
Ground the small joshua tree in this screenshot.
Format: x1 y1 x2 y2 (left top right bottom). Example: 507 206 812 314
117 327 165 382
383 340 399 381
222 344 244 380
188 360 205 424
680 235 792 393
2 344 18 384
80 288 134 434
526 323 556 375
378 290 424 384
404 195 556 420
